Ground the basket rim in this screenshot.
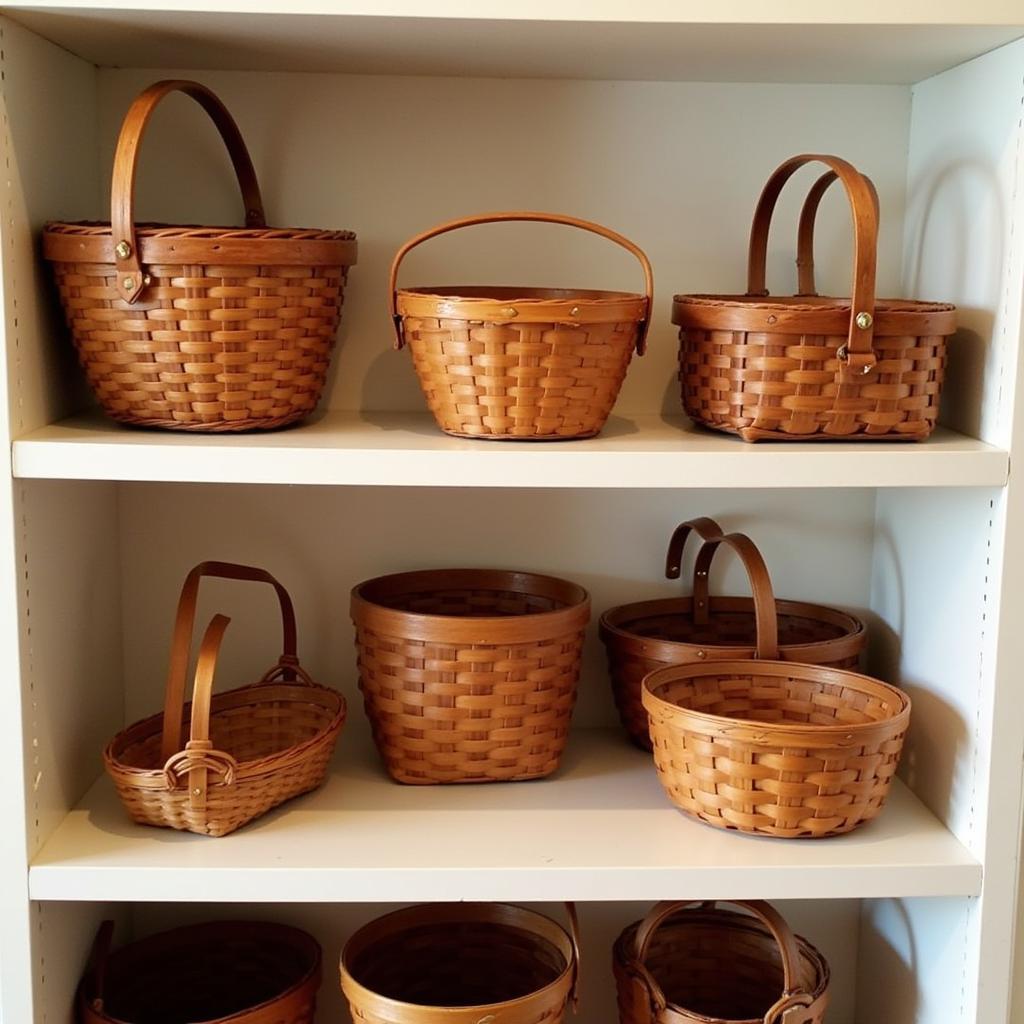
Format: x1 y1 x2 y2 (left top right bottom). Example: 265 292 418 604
44 219 356 241
398 284 645 303
672 292 956 314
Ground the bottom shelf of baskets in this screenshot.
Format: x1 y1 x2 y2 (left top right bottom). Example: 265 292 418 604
29 728 980 903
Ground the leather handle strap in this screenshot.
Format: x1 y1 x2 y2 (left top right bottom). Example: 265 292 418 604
796 170 880 296
111 79 265 303
746 154 880 378
160 561 298 761
631 900 808 1019
664 517 725 579
388 210 654 354
691 532 779 659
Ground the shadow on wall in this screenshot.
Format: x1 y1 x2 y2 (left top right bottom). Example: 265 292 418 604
858 899 920 1023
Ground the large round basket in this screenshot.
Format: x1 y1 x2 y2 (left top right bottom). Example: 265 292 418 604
78 919 322 1024
673 153 956 441
43 79 357 431
613 900 829 1024
642 657 910 838
351 568 590 784
390 211 652 439
340 903 579 1024
105 562 346 837
600 519 864 750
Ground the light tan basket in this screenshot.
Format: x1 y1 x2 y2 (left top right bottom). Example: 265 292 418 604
105 561 345 836
351 568 590 783
43 80 357 431
600 519 864 750
613 900 829 1024
673 154 956 441
390 211 652 439
642 652 910 838
340 903 579 1024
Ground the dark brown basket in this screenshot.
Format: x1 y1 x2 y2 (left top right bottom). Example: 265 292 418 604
613 900 829 1024
600 519 865 749
78 920 322 1024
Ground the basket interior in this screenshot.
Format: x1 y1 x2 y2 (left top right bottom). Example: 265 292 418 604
347 920 567 1007
622 607 848 649
97 925 317 1023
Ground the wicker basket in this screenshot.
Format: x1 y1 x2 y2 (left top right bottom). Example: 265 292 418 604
78 919 322 1024
673 153 956 441
613 900 829 1024
105 561 346 836
43 79 357 431
341 903 579 1024
642 657 911 838
390 211 652 439
351 568 590 783
600 519 865 749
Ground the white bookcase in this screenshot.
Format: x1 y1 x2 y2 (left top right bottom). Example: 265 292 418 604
1 4 1023 1023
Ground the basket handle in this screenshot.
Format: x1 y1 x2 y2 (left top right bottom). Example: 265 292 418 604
631 900 810 1021
746 154 880 379
82 919 115 1011
796 170 880 296
663 517 726 579
162 614 240 809
690 532 779 660
564 902 582 1013
387 211 654 354
111 79 266 304
160 561 299 762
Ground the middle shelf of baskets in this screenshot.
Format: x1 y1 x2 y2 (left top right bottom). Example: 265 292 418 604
29 728 980 903
12 410 1009 489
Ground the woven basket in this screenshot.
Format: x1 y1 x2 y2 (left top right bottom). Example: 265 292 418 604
390 211 652 439
642 655 911 838
43 79 357 431
341 903 579 1024
105 561 345 836
673 153 956 440
351 568 590 783
78 919 321 1024
613 900 829 1024
600 518 865 750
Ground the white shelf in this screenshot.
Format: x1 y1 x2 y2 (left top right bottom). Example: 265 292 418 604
11 412 1009 489
2 2 1022 83
29 729 981 903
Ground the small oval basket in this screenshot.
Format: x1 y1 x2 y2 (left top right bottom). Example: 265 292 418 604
44 79 357 431
673 153 956 440
600 519 865 750
341 903 579 1024
78 919 322 1024
351 568 590 783
613 900 829 1024
643 655 910 838
390 211 652 439
105 561 346 836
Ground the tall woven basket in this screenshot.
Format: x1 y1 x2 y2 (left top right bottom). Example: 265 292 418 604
351 568 590 783
43 79 357 431
613 900 829 1024
105 561 345 836
600 518 865 749
78 919 322 1024
340 903 579 1024
390 211 652 439
673 153 956 440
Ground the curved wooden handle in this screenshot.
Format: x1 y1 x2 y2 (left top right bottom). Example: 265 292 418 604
796 170 880 296
691 532 779 660
746 154 880 378
111 79 266 303
160 561 298 761
388 210 654 354
563 902 582 1012
632 900 807 1013
664 517 725 579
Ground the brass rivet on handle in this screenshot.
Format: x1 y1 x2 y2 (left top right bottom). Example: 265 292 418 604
121 277 134 290
500 306 518 318
114 240 132 260
192 788 202 796
696 649 706 659
570 306 581 317
855 311 873 330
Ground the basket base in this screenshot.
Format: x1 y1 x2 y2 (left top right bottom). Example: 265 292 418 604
436 427 602 442
684 414 933 443
100 409 315 433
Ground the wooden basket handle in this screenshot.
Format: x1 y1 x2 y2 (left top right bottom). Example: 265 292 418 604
631 900 809 1022
796 170 880 296
746 154 880 379
664 517 725 579
690 532 779 659
563 901 582 1013
111 79 266 304
387 210 654 354
160 561 298 762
